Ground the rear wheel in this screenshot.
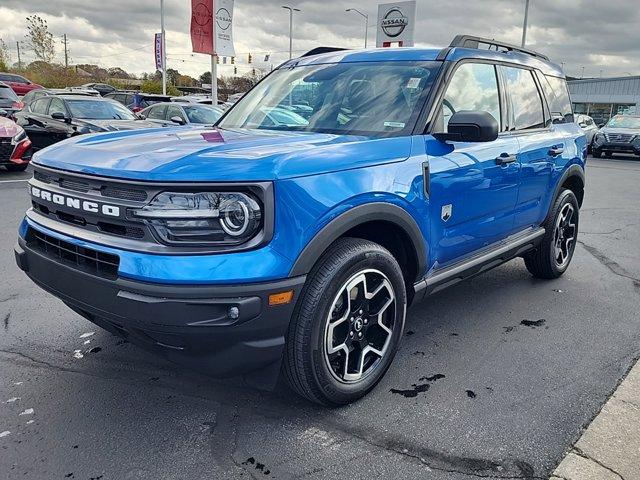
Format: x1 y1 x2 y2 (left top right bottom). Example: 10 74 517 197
284 238 406 406
524 189 579 279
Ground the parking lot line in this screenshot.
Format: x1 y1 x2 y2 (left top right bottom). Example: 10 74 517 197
0 179 29 184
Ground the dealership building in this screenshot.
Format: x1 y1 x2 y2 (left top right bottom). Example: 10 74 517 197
568 76 640 125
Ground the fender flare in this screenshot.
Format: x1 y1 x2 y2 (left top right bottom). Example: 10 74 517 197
554 164 585 207
289 202 427 280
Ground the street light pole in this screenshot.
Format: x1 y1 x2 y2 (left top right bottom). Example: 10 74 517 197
160 0 167 95
282 5 300 59
346 8 368 48
521 0 530 47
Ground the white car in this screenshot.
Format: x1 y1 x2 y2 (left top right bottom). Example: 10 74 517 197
575 114 599 150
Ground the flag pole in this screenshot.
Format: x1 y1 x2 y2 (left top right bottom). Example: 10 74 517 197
160 0 167 95
211 4 218 105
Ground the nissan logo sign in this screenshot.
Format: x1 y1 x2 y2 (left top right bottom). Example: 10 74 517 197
381 8 409 38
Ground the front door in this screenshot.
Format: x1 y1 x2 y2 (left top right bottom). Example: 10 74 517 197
427 62 520 267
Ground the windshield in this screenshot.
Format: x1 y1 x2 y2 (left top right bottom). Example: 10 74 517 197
67 100 137 120
606 116 640 129
219 61 440 136
0 85 19 101
183 105 222 124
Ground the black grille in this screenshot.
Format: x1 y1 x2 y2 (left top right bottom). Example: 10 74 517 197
101 186 147 201
59 178 90 193
34 171 52 183
27 228 120 280
605 133 635 143
0 139 13 161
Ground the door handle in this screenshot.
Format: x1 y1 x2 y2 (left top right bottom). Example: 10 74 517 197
495 153 517 165
548 146 564 156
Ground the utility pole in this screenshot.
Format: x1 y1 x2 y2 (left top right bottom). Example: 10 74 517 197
16 42 22 69
521 0 530 47
62 34 69 68
346 8 368 48
282 5 301 59
160 0 167 95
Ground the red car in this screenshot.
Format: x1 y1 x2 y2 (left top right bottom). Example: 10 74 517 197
0 114 32 172
0 72 43 96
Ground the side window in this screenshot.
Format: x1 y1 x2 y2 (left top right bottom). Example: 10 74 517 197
503 67 545 130
146 105 167 120
48 98 67 117
166 105 186 122
439 63 501 132
541 74 574 124
30 98 50 115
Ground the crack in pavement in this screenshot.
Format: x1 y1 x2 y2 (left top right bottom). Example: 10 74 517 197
581 223 638 236
0 347 543 479
315 420 544 479
578 241 640 284
572 447 626 480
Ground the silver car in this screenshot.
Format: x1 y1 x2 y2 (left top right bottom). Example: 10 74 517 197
140 102 223 126
576 114 599 150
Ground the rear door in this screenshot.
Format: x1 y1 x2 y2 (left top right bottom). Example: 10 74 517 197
428 61 521 266
501 65 567 230
19 98 51 150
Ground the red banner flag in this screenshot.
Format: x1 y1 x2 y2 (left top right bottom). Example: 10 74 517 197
190 0 214 54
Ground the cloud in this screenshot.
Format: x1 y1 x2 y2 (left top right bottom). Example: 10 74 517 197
0 0 638 79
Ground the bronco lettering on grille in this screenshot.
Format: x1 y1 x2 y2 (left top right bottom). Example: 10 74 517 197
30 186 121 217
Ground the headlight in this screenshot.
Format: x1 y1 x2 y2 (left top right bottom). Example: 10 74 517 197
132 191 262 246
12 128 26 144
595 132 605 142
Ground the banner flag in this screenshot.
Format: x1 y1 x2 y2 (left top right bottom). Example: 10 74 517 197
190 0 214 54
154 32 164 70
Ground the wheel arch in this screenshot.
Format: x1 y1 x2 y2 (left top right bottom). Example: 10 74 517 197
557 164 585 207
289 202 427 290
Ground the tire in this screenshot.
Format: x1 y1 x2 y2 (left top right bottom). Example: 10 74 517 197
524 189 579 279
284 237 407 406
5 163 28 172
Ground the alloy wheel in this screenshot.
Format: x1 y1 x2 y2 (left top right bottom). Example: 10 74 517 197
323 269 396 383
553 203 576 267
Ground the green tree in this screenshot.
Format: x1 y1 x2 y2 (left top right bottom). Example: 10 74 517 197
0 39 10 71
25 15 56 63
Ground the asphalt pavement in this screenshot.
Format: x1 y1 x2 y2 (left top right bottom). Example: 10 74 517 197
1 156 639 480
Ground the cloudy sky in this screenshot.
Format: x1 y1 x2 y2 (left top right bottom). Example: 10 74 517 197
0 0 638 79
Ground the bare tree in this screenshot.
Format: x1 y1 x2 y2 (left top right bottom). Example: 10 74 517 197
24 15 56 64
0 39 10 70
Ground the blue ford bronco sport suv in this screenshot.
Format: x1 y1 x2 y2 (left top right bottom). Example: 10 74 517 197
15 36 586 405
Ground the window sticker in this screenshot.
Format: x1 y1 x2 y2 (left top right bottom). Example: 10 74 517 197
406 77 421 89
384 121 405 128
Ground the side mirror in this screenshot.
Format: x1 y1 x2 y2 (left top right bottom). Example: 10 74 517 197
597 123 605 128
578 122 587 128
51 111 70 123
0 109 7 118
434 110 499 143
170 115 186 125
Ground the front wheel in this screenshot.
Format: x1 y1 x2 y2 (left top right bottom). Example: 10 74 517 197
283 238 406 406
524 189 579 279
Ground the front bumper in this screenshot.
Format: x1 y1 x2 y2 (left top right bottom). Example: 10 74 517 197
15 232 305 387
593 140 640 155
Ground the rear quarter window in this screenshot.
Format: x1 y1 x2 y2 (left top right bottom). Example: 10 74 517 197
540 74 574 124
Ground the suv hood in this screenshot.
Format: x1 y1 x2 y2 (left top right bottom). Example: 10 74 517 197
32 126 412 181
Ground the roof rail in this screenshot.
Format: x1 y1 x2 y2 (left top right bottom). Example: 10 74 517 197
301 47 348 57
449 35 549 61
